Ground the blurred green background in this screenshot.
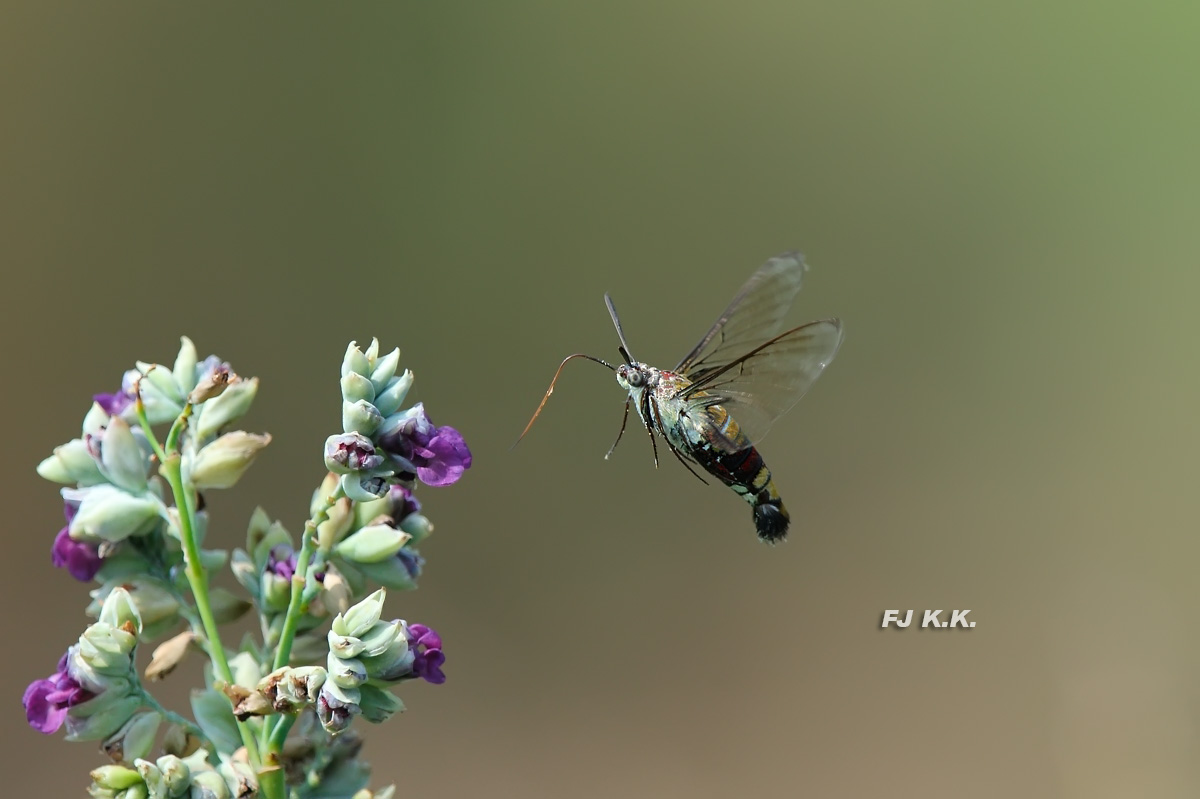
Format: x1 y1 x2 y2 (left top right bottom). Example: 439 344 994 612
2 3 1198 797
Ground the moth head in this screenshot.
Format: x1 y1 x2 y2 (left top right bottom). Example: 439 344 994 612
615 363 646 392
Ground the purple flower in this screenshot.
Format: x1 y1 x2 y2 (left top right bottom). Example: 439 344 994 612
22 652 95 734
50 502 101 582
316 685 359 733
407 623 446 684
196 355 230 382
324 433 384 473
386 483 421 521
378 404 472 487
93 392 132 416
93 370 138 416
395 547 424 581
266 545 297 582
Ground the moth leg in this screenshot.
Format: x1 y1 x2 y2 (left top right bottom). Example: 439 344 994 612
651 395 709 485
605 396 632 461
640 393 659 468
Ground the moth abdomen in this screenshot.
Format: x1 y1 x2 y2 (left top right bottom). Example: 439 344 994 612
752 496 790 543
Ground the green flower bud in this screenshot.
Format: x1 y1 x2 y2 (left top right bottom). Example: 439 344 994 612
341 372 375 404
329 618 400 660
78 625 138 673
251 519 292 567
369 347 401 394
373 370 414 417
333 589 386 638
357 620 403 658
327 651 368 689
99 418 148 493
194 378 259 441
356 556 419 592
133 760 165 799
38 438 107 485
360 637 412 682
94 580 178 631
70 485 166 543
153 755 190 795
342 399 383 437
341 341 371 379
103 710 161 764
316 497 354 552
261 570 292 613
132 366 185 425
219 760 258 799
228 652 262 692
327 631 365 660
172 336 199 394
340 473 389 503
334 524 410 565
322 679 361 708
351 494 388 527
91 765 144 791
66 694 142 742
136 362 184 403
98 586 142 632
188 432 271 490
358 683 405 724
229 549 258 598
311 471 340 515
398 512 433 543
189 770 231 799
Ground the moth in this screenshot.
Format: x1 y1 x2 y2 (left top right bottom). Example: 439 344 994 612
517 252 842 543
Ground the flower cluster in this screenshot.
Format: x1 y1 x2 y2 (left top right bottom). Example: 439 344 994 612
23 337 468 799
88 748 257 799
325 340 472 502
24 589 144 741
316 590 443 733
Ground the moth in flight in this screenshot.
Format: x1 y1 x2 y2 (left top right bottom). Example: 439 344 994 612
516 252 842 543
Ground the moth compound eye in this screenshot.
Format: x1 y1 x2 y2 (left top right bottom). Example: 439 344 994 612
628 371 644 387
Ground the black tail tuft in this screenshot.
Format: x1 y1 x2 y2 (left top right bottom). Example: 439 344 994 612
753 501 790 544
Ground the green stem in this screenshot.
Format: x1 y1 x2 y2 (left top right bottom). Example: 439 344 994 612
258 765 286 799
161 446 261 766
271 485 343 672
132 394 167 464
268 714 296 751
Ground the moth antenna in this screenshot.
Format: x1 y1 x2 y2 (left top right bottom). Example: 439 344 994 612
605 294 637 364
513 353 614 448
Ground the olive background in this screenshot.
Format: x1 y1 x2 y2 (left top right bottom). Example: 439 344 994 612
2 4 1198 798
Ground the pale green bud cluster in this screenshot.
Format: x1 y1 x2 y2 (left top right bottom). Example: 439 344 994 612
325 339 415 502
308 476 431 594
36 337 265 591
88 747 257 799
65 589 146 742
318 590 409 734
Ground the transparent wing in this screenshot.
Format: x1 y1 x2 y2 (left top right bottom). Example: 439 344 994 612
679 319 843 443
675 252 809 377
